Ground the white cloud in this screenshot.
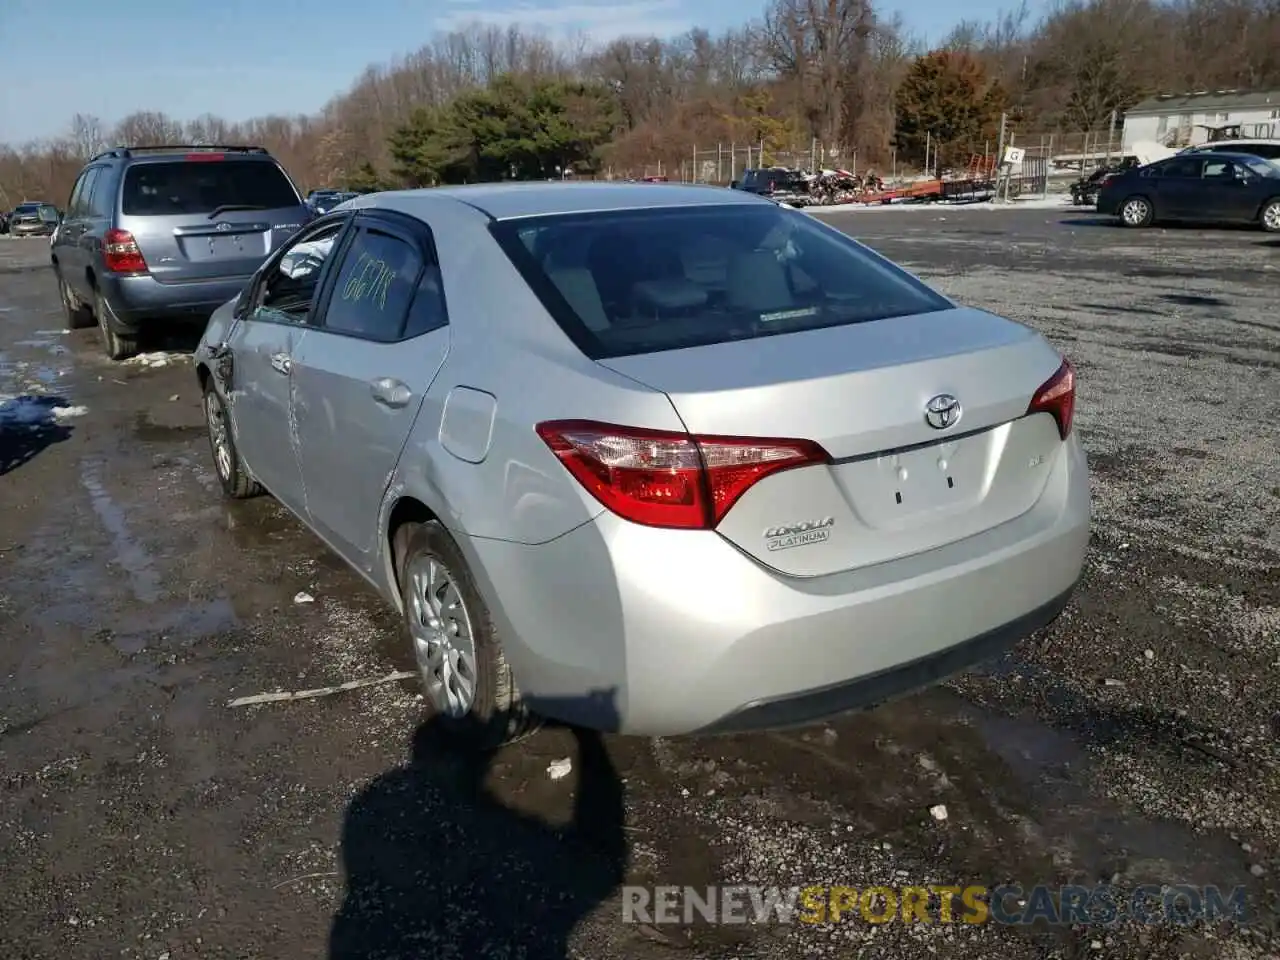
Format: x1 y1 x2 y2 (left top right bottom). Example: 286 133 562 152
434 0 696 42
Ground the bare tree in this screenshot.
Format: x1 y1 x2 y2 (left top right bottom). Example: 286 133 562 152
68 114 108 160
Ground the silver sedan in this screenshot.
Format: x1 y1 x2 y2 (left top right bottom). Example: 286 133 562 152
195 183 1090 748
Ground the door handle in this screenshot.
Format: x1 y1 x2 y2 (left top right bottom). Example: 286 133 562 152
370 377 412 408
270 352 291 375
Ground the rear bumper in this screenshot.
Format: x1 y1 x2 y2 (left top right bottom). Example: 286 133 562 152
98 272 248 330
1095 193 1120 216
462 434 1092 736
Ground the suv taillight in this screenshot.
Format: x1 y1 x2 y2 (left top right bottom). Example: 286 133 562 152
103 228 147 274
1027 358 1076 440
535 420 830 529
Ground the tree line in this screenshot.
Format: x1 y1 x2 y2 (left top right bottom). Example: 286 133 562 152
2 0 1278 203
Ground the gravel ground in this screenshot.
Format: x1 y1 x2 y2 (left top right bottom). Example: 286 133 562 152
0 212 1277 960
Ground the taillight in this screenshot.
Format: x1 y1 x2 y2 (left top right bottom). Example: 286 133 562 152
535 420 830 530
1028 358 1076 440
103 228 147 274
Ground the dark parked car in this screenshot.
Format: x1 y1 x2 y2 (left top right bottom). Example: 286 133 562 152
51 144 309 361
1070 158 1139 206
1097 151 1280 231
8 201 60 237
311 191 357 214
731 167 810 206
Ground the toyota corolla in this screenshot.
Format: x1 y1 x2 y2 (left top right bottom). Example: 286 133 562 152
194 183 1090 748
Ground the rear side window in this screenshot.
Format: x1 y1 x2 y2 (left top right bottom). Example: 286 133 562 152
1153 158 1203 178
121 159 299 216
322 229 423 341
491 204 952 359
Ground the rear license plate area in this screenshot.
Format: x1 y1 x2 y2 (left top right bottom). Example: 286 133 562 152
180 233 259 261
836 434 988 521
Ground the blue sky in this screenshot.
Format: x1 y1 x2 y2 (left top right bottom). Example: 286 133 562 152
0 0 1036 144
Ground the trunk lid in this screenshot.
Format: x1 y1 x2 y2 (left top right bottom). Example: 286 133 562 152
118 158 306 283
598 307 1069 577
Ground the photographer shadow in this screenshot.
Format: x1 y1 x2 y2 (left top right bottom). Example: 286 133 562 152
329 691 627 960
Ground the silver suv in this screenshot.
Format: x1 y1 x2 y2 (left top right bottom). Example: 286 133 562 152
51 145 309 360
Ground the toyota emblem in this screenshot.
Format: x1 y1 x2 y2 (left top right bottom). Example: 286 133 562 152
215 222 232 231
924 394 961 430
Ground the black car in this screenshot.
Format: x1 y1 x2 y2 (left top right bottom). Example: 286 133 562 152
8 201 60 237
1070 158 1139 206
731 167 810 206
1096 151 1280 231
312 191 357 214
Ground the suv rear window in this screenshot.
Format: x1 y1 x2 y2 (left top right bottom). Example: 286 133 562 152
121 159 299 216
491 204 952 359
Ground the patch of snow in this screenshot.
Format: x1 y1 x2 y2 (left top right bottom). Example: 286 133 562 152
0 395 83 429
124 351 188 369
547 757 573 780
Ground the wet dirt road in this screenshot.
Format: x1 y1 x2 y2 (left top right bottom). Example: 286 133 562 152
1 217 1277 960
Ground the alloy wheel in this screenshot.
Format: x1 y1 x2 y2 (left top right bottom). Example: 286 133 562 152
204 392 233 481
405 555 478 717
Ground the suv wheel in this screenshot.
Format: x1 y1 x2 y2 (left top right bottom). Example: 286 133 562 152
58 275 94 329
95 289 137 361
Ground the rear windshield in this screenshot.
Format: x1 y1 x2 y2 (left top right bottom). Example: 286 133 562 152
121 159 299 216
490 204 952 359
14 203 41 214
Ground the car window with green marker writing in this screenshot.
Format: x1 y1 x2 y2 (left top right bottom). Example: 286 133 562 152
322 229 421 341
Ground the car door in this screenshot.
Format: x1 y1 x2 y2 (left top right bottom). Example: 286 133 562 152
52 169 86 272
1197 158 1258 222
56 168 97 295
290 211 451 569
224 215 351 515
1151 156 1205 219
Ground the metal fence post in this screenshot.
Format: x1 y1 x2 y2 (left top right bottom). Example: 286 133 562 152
995 112 1008 202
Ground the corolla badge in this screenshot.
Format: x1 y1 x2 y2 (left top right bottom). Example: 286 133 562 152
924 393 962 430
764 517 834 551
215 221 232 231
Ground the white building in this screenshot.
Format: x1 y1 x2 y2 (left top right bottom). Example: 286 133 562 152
1122 89 1280 151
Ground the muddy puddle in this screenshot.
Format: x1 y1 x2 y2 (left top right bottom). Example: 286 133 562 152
79 460 162 604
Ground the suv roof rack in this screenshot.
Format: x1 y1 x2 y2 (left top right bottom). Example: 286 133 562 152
89 144 269 162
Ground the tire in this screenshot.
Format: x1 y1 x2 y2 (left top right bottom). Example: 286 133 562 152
395 520 538 750
57 274 94 329
1119 195 1154 228
202 382 262 499
95 289 137 361
1260 198 1280 233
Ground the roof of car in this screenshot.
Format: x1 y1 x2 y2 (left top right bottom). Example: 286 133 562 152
1186 150 1277 160
363 181 771 221
1192 139 1280 147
